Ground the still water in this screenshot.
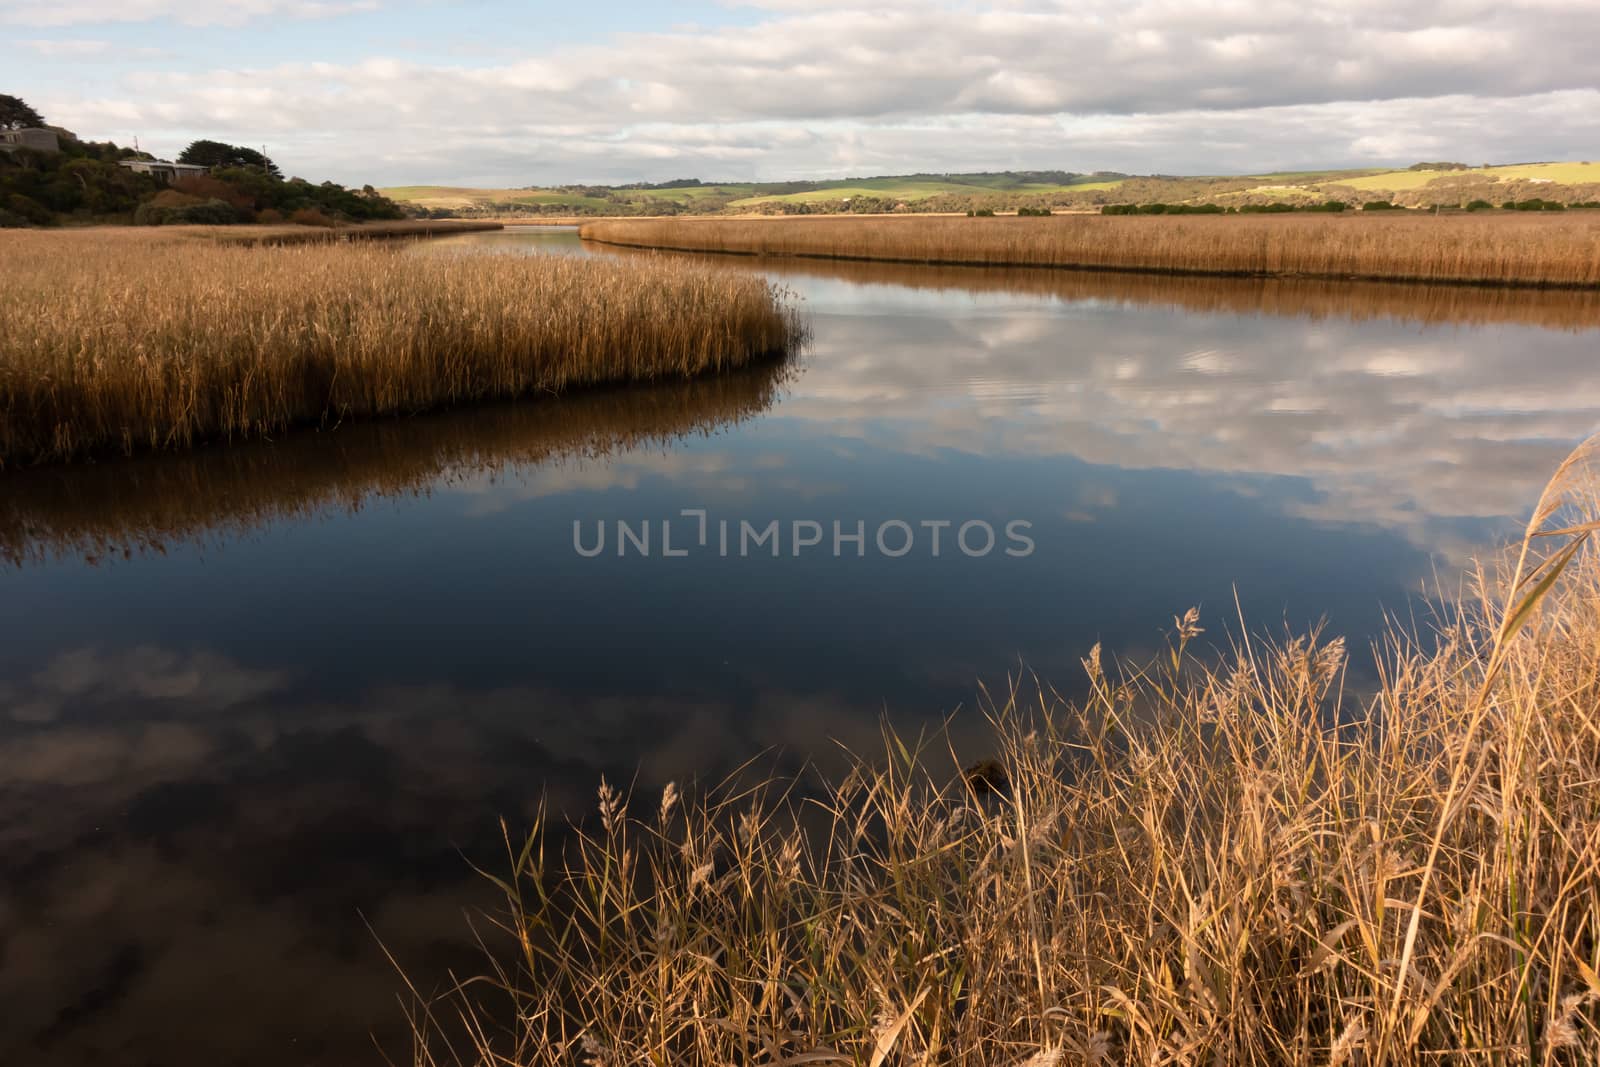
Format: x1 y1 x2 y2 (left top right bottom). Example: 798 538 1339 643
3 228 1599 1065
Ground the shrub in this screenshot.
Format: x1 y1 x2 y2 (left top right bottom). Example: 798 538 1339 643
1361 201 1403 211
135 196 240 226
256 208 284 224
4 193 53 226
1303 200 1349 213
1465 199 1495 211
172 174 258 213
176 198 243 225
290 207 340 227
1015 206 1051 217
149 189 205 211
968 208 995 218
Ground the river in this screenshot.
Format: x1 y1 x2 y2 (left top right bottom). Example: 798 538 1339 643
3 226 1598 1065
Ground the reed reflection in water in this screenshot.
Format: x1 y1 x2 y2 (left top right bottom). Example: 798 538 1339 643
0 361 791 568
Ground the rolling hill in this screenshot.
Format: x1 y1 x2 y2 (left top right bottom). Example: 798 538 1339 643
381 161 1600 218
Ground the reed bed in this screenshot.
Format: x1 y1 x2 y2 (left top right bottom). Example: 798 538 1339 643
581 214 1600 288
211 218 505 246
409 440 1600 1066
598 242 1600 332
0 230 801 466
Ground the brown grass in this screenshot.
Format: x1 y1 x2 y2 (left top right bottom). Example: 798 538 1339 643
213 218 506 245
0 229 802 466
580 214 1600 288
406 440 1600 1065
596 241 1600 332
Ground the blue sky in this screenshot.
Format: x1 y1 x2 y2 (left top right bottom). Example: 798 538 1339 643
6 0 1599 187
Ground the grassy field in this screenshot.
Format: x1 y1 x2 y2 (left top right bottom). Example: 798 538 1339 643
380 186 621 211
1330 162 1600 193
580 214 1600 287
411 438 1600 1066
381 163 1600 216
0 229 801 466
381 173 1128 214
381 183 766 213
724 176 1111 207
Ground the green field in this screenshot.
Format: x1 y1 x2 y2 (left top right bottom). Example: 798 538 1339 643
725 177 1109 207
382 161 1597 217
382 172 1127 214
378 186 616 211
1325 161 1599 192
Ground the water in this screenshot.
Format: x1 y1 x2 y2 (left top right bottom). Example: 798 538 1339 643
4 227 1599 1065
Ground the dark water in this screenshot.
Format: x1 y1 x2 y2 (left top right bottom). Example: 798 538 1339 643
4 227 1599 1065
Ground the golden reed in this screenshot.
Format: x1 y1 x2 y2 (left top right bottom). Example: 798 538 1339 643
409 438 1600 1066
0 229 801 466
581 213 1600 288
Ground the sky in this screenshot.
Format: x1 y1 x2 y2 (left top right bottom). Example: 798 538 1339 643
5 0 1599 188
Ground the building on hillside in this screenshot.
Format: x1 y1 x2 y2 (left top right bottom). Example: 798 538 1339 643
118 159 211 183
0 128 61 155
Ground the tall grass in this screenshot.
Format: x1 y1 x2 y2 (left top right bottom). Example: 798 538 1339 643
581 214 1600 288
407 440 1600 1065
598 242 1600 332
0 230 802 466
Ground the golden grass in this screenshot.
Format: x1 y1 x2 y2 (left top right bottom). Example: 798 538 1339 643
407 441 1600 1065
597 242 1600 332
0 229 801 466
211 218 506 246
581 214 1600 288
0 362 788 567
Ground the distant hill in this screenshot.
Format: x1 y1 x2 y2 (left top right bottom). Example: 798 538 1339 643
382 162 1600 218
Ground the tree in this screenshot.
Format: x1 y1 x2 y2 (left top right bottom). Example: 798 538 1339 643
176 139 281 178
0 94 46 130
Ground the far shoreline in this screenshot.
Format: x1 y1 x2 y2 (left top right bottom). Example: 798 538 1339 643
577 213 1600 291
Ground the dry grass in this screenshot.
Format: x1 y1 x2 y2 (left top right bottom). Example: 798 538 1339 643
597 242 1600 332
407 440 1600 1066
0 229 801 466
210 218 506 246
581 214 1600 288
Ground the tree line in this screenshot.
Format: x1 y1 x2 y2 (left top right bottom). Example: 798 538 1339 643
1 94 403 228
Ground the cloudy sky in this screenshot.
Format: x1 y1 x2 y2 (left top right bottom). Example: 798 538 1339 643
6 0 1598 187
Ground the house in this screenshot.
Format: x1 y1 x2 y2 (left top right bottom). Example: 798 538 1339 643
0 128 61 155
118 159 211 183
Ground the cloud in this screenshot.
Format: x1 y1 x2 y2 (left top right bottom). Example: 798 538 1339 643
0 0 377 28
23 0 1600 183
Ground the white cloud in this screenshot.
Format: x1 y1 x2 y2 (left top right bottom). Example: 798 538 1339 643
19 0 1600 183
0 0 377 28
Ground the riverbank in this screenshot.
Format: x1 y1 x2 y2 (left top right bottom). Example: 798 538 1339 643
212 218 504 245
0 229 801 466
580 214 1600 288
417 438 1600 1066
